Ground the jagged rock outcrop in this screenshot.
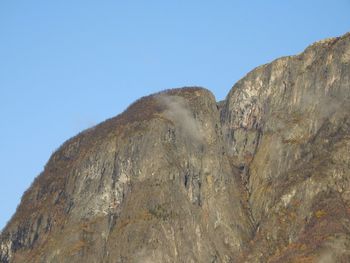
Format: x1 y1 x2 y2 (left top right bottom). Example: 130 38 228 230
1 32 350 262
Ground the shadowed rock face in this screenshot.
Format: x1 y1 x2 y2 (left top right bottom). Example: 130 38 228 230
1 32 350 263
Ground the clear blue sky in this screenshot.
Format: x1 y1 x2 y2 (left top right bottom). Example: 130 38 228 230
0 1 349 230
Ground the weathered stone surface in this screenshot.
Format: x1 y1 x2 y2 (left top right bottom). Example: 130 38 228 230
1 32 350 262
221 33 350 262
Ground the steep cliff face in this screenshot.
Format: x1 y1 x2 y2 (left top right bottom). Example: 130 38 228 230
1 32 350 263
221 33 350 262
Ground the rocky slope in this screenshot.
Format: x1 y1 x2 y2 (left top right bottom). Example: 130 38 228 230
1 32 350 262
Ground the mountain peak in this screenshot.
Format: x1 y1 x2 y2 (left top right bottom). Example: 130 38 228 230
1 32 350 263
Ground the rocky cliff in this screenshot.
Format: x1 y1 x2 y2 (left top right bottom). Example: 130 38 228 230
1 32 350 263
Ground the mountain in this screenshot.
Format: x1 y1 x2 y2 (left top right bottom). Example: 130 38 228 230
1 32 350 263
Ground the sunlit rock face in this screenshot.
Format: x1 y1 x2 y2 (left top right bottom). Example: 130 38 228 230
1 32 350 263
220 33 350 262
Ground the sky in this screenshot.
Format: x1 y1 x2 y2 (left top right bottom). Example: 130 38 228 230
0 1 349 230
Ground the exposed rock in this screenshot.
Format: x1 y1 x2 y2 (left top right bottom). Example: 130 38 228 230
1 32 350 262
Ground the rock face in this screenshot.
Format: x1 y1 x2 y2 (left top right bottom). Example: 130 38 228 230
1 32 350 262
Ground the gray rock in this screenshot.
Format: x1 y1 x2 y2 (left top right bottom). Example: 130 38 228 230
1 32 350 262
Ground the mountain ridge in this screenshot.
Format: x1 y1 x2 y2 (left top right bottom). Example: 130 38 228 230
1 32 350 262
